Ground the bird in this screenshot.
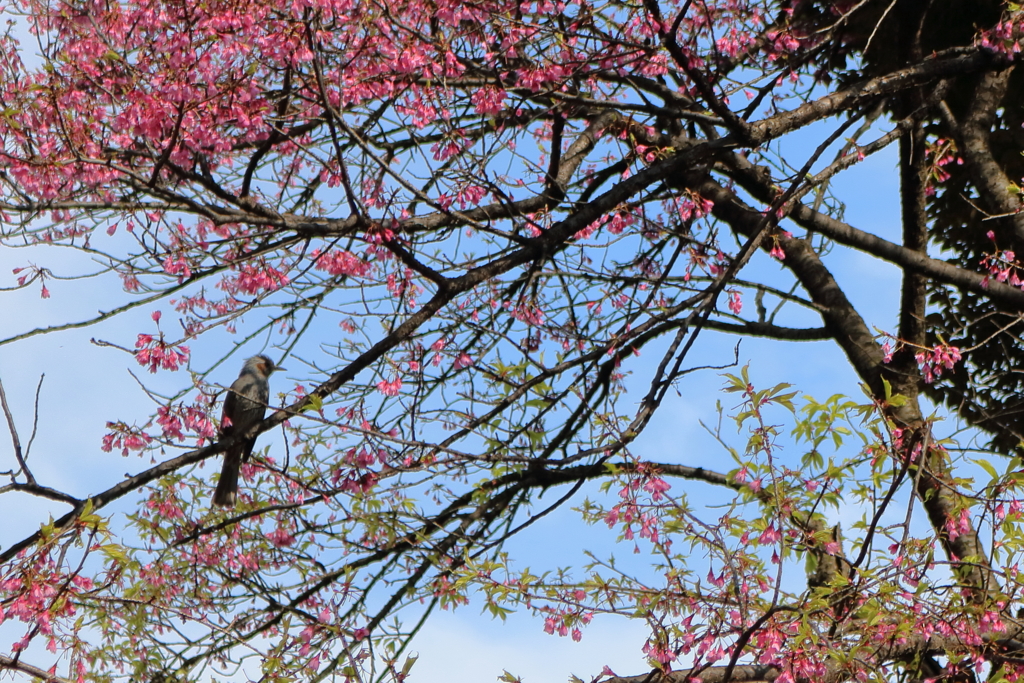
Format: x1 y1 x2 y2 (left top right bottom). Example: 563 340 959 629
212 354 284 507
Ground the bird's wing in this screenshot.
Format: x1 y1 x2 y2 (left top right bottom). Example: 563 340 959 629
255 379 269 409
221 382 240 435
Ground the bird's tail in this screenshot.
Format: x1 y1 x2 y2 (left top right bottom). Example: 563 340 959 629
212 448 241 507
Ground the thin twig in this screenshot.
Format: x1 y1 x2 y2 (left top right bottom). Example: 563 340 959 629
0 375 35 485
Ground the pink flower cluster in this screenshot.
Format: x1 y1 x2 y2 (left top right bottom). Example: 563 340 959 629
386 268 422 303
266 526 296 548
135 334 190 372
604 467 673 551
508 302 544 326
727 290 743 315
981 233 1024 287
542 610 589 642
540 592 592 643
377 376 402 396
331 469 379 495
1 556 93 662
575 209 636 240
923 138 961 194
313 248 373 278
977 14 1024 54
944 507 973 542
155 403 218 443
101 421 153 456
471 87 507 115
163 254 193 282
677 193 715 222
219 261 290 295
915 344 962 384
881 335 963 385
642 637 677 666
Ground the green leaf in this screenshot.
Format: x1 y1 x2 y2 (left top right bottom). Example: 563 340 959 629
772 390 797 412
486 603 513 620
100 544 130 563
974 458 998 480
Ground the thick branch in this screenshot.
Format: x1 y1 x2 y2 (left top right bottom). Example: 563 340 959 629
702 320 832 341
722 152 1024 311
955 68 1024 240
749 48 1011 144
890 118 930 402
0 655 75 683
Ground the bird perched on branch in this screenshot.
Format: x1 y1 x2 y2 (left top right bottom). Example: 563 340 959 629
213 354 284 507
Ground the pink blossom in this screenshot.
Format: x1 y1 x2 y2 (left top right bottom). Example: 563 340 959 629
266 528 296 548
642 640 677 665
163 254 192 281
101 423 154 457
220 262 289 295
707 567 725 588
377 376 402 396
727 290 742 315
313 249 372 278
882 340 894 363
642 476 670 501
915 344 962 384
759 524 781 545
135 334 190 372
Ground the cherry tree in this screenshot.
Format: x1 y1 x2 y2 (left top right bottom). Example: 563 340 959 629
2 0 1024 681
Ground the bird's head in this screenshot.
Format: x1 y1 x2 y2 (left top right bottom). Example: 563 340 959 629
245 354 286 377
